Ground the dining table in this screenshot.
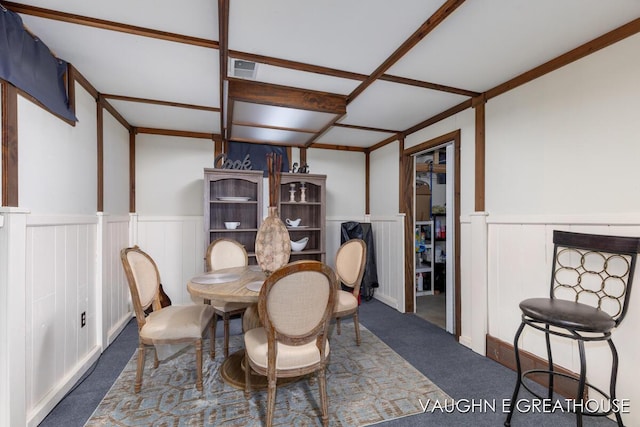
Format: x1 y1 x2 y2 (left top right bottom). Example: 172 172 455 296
187 265 269 389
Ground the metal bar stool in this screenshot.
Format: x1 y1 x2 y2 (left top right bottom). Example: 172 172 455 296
505 230 640 426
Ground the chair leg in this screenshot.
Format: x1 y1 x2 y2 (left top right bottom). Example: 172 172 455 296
504 321 526 426
209 317 215 359
223 312 231 358
212 313 218 359
195 339 203 392
318 367 329 427
353 310 361 346
544 324 554 400
135 343 145 393
607 339 624 427
153 349 159 369
336 317 342 335
575 340 587 427
266 375 277 427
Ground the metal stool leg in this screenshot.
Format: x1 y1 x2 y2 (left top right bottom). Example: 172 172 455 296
505 321 526 426
575 339 587 427
608 339 624 427
544 324 554 401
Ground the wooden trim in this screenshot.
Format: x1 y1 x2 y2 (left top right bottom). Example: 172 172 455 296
129 131 136 213
379 74 479 97
2 82 19 207
99 97 131 131
232 120 318 134
307 143 366 153
486 334 586 400
13 86 76 126
333 122 400 134
69 64 98 100
97 98 104 212
3 1 218 49
305 112 346 148
400 138 414 313
486 17 640 101
365 151 370 215
367 133 402 153
403 99 472 137
299 147 307 166
474 100 485 211
403 130 461 338
218 0 230 143
347 0 466 103
101 94 220 112
135 127 218 140
66 63 76 121
228 78 347 115
229 50 476 96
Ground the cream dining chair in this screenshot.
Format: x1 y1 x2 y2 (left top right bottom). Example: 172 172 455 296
205 238 252 358
333 238 367 345
243 260 337 427
120 246 215 392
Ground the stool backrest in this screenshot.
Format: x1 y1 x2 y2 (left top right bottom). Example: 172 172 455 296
551 230 640 325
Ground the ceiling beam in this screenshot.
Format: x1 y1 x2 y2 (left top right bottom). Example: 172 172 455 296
347 0 467 103
228 78 347 114
101 94 220 112
135 127 219 140
3 1 218 49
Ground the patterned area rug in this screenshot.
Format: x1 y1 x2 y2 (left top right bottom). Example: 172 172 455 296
86 323 450 426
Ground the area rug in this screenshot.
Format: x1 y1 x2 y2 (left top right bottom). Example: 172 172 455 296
86 323 450 426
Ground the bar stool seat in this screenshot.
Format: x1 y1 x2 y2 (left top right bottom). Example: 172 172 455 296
519 298 616 332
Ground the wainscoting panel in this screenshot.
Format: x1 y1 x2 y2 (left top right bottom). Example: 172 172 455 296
101 215 131 344
136 216 205 305
369 215 405 312
24 215 99 423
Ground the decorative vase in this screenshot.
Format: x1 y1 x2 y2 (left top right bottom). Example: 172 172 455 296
255 153 291 275
255 207 291 275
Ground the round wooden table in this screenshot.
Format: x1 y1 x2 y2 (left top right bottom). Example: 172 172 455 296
187 266 267 389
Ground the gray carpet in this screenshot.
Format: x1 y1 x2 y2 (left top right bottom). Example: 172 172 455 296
39 299 617 426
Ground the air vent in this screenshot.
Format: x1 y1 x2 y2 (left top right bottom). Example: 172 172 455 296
230 59 258 79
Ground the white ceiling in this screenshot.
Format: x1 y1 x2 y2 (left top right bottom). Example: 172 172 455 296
8 0 640 149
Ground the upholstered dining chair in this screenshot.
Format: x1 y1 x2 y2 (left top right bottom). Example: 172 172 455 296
504 230 640 427
120 246 214 393
333 238 367 345
243 260 337 427
205 238 252 358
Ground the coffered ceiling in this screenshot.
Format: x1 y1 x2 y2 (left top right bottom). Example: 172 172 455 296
4 0 640 151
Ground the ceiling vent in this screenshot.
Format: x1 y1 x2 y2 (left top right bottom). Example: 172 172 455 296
230 59 258 79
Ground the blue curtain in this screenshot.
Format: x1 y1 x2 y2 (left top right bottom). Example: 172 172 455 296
0 6 77 122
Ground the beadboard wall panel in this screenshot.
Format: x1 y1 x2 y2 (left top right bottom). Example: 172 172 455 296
369 215 405 311
101 215 132 344
136 216 205 305
24 215 99 424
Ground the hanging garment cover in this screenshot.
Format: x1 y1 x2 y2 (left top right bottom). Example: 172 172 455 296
0 6 77 122
340 221 379 301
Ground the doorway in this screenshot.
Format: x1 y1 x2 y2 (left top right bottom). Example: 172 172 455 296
402 130 461 339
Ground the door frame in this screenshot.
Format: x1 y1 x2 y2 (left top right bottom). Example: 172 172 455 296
402 129 461 339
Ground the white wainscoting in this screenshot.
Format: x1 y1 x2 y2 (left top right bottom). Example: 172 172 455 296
135 216 206 305
24 214 100 426
99 214 132 346
485 215 640 427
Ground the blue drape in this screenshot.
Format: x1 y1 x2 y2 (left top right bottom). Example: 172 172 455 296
0 6 77 122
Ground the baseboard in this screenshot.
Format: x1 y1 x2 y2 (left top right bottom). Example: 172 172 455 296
486 334 585 400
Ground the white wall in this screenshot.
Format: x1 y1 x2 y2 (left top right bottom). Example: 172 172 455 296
369 141 399 215
135 134 215 216
307 148 365 218
18 85 97 215
103 112 130 215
